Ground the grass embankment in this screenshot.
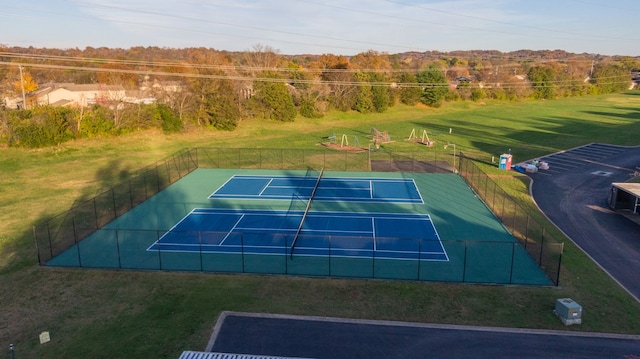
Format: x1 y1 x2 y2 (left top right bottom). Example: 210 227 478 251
1 93 640 358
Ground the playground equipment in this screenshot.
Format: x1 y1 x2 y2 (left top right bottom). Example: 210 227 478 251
319 133 367 153
407 129 434 147
368 127 394 149
340 134 361 149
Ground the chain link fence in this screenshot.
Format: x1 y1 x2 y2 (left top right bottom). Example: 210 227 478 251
34 147 561 285
43 229 550 285
457 154 563 285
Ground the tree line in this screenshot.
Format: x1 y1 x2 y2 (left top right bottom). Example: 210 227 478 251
0 45 637 148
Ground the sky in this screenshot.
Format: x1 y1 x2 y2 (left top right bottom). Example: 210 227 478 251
1 0 639 56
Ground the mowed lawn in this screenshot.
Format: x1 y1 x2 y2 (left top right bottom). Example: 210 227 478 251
1 93 640 358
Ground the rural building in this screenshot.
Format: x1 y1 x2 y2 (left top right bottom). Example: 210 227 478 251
609 182 640 221
25 83 127 108
7 82 174 109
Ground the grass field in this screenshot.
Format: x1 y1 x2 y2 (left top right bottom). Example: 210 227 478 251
1 94 640 358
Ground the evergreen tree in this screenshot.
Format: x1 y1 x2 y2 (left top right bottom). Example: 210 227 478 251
252 72 296 122
416 66 449 107
205 78 241 130
369 72 390 112
353 72 374 113
527 66 555 99
397 72 422 105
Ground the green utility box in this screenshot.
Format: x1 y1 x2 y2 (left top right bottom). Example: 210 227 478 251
554 298 582 325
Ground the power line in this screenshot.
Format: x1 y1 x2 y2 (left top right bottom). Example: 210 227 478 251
1 60 631 89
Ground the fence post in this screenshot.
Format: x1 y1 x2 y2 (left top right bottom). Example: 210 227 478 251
539 227 545 265
492 181 497 213
372 238 376 279
512 202 517 233
46 221 53 259
524 216 530 250
411 151 415 172
93 197 99 229
328 235 332 276
417 239 422 281
165 159 172 184
462 240 468 283
116 230 122 269
33 226 42 265
156 163 160 192
484 171 489 201
555 243 564 286
199 231 203 272
72 216 82 267
322 150 325 168
509 243 516 284
112 188 117 219
344 152 348 171
241 232 245 273
157 230 163 270
143 171 148 200
128 179 134 209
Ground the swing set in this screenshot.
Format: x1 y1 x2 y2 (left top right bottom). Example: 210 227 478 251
406 128 435 147
319 133 367 153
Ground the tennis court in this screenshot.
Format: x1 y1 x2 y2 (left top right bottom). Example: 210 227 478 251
45 168 552 285
210 175 423 203
148 208 447 261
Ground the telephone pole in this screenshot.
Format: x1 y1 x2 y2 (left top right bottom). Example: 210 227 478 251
18 65 27 109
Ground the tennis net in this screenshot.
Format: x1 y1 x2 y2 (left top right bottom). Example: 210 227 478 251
290 167 324 258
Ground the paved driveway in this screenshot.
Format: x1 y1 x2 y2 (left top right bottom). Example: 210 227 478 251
198 312 640 359
528 143 640 301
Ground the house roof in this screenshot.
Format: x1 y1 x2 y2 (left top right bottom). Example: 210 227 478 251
36 83 126 93
612 182 640 198
56 83 125 92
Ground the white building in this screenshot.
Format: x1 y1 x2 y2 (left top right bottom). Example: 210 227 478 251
28 83 127 107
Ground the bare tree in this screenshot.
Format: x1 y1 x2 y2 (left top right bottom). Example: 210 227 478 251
241 44 283 75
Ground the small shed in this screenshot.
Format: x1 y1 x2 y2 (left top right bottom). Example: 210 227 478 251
609 182 640 215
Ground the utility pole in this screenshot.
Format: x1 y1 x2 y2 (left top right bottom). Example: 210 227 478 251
18 65 27 110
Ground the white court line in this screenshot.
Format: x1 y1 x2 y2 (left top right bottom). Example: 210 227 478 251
257 178 274 196
146 208 198 251
219 214 245 246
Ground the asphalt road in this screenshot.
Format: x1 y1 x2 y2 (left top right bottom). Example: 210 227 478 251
528 144 640 301
204 312 640 359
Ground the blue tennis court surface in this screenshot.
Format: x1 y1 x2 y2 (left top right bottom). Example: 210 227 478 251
209 175 423 203
147 208 447 261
